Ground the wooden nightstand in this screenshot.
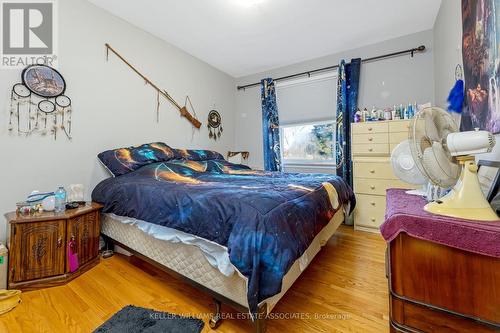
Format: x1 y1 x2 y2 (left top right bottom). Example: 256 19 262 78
5 203 102 291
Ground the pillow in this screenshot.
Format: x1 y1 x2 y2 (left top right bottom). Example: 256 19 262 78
174 149 225 161
98 142 176 176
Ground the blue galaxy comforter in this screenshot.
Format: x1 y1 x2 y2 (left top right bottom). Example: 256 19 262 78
92 159 355 314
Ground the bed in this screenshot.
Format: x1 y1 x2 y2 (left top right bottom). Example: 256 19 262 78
92 143 355 332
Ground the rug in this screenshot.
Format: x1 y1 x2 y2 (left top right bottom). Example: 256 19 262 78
93 305 205 333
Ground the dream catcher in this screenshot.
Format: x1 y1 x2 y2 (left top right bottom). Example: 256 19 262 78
8 64 72 140
207 109 223 140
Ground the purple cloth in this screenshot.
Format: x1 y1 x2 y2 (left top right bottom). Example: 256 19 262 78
381 189 500 258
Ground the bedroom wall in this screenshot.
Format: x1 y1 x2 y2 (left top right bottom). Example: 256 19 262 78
235 30 435 169
433 0 463 109
0 0 236 241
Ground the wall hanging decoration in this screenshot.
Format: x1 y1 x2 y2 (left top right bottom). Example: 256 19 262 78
447 64 465 114
104 43 202 129
8 64 72 140
207 109 222 140
461 0 500 133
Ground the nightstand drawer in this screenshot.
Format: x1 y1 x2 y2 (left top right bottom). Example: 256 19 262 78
354 194 386 228
354 178 414 195
352 133 388 145
352 144 389 156
352 122 388 134
354 161 397 179
389 120 411 132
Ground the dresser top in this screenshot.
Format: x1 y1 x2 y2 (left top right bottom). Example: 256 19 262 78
5 202 103 224
351 119 411 126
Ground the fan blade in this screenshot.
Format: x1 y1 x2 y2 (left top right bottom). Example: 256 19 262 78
422 143 460 187
390 140 427 185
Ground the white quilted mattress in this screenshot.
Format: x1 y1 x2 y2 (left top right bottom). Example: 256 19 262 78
101 209 345 312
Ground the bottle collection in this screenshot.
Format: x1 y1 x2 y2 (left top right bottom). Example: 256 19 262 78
354 102 419 123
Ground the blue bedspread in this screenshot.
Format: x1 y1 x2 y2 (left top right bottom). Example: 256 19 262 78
92 159 355 314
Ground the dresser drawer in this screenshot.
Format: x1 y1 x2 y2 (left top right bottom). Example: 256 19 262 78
389 120 411 133
352 133 388 145
352 122 388 135
389 131 408 144
354 161 398 180
352 144 389 156
354 178 414 195
354 194 386 229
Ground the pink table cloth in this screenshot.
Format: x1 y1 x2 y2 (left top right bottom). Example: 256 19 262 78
381 189 500 258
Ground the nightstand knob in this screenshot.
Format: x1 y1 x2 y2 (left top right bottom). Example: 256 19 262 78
371 202 376 206
368 148 373 152
57 237 62 248
371 217 376 222
368 127 373 131
368 137 373 141
370 169 375 173
370 185 375 190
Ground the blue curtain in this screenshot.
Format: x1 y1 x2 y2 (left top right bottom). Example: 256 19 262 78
336 58 361 188
261 78 282 171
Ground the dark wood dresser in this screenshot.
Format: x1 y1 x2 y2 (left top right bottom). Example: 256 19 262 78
5 203 102 290
388 233 500 332
382 189 500 332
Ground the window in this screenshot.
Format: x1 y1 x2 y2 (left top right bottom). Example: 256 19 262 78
280 120 335 166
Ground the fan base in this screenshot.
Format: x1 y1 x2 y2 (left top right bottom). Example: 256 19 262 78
424 203 498 221
423 158 498 221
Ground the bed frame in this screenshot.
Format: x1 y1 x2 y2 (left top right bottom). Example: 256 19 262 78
100 209 345 333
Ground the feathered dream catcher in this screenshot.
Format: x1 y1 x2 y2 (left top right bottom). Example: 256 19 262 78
9 64 72 140
207 109 223 140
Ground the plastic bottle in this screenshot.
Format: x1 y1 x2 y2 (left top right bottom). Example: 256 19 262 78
54 186 67 213
406 102 412 119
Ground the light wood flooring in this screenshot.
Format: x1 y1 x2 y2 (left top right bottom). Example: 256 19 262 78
0 225 389 333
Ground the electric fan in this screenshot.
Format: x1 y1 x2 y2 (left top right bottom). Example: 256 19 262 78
408 106 498 221
390 140 428 196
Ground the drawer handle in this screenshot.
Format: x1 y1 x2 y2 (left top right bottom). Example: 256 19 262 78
369 169 375 173
368 137 373 142
368 127 373 131
368 148 373 152
371 217 376 222
370 202 376 206
57 237 62 248
370 185 376 190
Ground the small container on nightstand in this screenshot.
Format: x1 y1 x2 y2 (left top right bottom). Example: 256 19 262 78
4 202 103 291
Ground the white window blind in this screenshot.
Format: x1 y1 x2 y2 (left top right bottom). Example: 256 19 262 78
276 73 337 125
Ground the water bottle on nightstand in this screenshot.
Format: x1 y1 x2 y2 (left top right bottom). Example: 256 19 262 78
54 186 67 213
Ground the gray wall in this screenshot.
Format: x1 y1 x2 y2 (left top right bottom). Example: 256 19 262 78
0 0 236 241
235 30 435 169
433 0 463 109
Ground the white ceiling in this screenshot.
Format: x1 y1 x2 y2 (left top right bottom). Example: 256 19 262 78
88 0 441 78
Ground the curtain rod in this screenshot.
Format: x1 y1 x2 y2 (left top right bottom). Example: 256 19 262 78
236 45 426 91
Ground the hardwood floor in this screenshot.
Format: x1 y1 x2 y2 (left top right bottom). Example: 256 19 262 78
0 225 389 333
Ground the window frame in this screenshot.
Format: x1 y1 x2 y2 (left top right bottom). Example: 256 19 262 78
279 119 336 168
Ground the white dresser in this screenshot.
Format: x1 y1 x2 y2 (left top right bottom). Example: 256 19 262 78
351 120 416 233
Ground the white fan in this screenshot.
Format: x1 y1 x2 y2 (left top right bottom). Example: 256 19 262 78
407 106 498 221
391 140 428 196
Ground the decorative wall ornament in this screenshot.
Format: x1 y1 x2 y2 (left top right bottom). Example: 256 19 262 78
9 64 72 140
207 109 223 140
